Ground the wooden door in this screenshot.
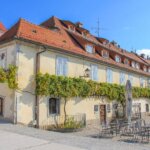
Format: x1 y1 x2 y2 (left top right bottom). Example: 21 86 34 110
0 98 3 116
100 105 106 124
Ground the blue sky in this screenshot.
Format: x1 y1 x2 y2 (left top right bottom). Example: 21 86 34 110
0 0 150 55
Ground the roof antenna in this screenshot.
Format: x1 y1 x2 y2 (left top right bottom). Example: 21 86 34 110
97 18 100 37
91 18 106 37
131 47 137 54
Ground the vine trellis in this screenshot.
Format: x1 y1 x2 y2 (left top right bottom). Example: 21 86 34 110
0 65 18 89
36 73 150 104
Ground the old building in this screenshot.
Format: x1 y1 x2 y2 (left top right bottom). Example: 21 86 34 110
0 16 149 127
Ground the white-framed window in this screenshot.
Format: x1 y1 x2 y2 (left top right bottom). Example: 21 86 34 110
128 74 133 85
0 51 6 69
148 79 150 88
91 64 98 81
124 58 129 65
140 77 144 87
56 56 68 76
120 72 125 85
49 98 60 115
68 25 75 32
115 55 121 63
143 66 147 72
102 50 109 58
94 105 99 114
85 45 94 53
131 61 136 68
148 67 150 73
82 32 87 38
107 68 113 83
136 63 140 70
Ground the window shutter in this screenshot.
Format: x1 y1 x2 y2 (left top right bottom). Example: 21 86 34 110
107 69 113 83
120 73 125 85
107 69 109 83
94 66 98 81
91 65 98 81
64 58 68 76
110 70 113 83
56 57 61 75
91 65 94 80
56 99 60 114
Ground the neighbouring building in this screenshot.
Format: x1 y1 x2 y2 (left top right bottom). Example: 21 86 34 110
0 16 150 127
0 22 7 36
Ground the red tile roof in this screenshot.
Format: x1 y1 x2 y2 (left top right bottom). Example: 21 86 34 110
0 16 149 77
0 22 7 32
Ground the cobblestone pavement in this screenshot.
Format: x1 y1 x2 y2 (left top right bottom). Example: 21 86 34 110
0 120 150 150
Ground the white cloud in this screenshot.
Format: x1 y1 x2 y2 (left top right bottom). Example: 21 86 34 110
137 49 150 57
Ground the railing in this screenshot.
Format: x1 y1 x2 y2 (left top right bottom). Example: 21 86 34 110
39 113 86 130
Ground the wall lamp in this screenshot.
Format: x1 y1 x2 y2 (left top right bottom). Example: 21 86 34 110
80 68 91 78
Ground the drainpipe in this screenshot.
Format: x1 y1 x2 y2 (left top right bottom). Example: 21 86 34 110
35 46 47 128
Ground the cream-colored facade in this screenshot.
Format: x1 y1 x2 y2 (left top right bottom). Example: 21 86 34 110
0 40 150 126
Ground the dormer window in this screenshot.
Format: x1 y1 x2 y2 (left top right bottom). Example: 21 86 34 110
68 25 75 32
135 63 140 70
82 32 87 38
102 50 109 58
86 45 94 53
143 66 147 72
124 58 129 65
115 55 121 63
131 61 136 68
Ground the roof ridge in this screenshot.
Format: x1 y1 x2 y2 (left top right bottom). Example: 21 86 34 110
0 19 22 41
135 53 150 65
16 18 24 37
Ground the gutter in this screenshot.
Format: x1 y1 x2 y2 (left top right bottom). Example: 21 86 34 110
15 37 150 78
35 46 47 128
0 37 149 77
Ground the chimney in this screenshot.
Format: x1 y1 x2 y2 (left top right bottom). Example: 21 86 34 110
76 22 83 28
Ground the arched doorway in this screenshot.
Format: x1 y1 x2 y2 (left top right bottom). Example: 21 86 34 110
0 97 3 116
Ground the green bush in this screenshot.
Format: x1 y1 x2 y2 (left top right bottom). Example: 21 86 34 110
63 117 83 129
